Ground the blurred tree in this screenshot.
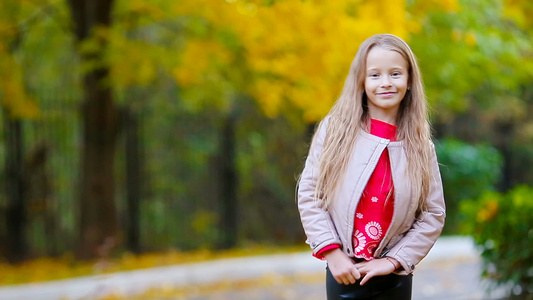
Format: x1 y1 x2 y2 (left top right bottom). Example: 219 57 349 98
0 0 46 263
168 0 461 247
435 139 502 233
461 186 533 299
168 0 407 248
408 0 533 191
4 0 533 259
65 0 120 259
172 0 410 122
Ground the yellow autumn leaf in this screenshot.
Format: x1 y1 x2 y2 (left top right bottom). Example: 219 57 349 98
465 31 477 46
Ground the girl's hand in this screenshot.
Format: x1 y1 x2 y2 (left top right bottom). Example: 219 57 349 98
354 257 399 285
324 248 361 285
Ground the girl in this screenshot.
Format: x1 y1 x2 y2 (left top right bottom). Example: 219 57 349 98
297 34 445 299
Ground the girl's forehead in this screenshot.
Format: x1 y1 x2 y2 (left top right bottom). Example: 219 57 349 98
366 47 408 68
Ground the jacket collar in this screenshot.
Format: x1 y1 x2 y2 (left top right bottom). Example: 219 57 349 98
359 130 404 148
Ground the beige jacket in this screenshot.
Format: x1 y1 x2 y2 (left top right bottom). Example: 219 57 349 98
297 118 446 274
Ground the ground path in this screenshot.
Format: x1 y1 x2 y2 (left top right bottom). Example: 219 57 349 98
0 236 508 299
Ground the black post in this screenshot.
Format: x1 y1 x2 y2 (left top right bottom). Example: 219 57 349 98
218 112 238 249
124 107 141 253
4 115 27 263
306 122 317 144
495 121 514 192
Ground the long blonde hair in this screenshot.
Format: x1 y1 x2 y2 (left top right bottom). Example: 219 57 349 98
313 34 431 212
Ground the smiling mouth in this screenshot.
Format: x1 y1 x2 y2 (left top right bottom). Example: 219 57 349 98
378 92 396 96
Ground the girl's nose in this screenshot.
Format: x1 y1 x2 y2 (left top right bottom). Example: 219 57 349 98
381 77 392 87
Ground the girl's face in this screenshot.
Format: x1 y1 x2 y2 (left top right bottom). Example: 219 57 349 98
364 47 409 124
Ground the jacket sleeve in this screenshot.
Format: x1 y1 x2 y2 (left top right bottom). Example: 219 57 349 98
297 117 342 255
385 142 446 274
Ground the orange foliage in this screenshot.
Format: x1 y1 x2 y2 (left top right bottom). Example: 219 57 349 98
0 1 42 119
502 0 533 30
1 0 465 121
169 0 460 122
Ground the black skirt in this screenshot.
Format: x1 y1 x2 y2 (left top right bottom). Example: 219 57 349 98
326 266 412 300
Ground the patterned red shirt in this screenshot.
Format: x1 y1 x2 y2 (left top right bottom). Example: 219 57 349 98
352 118 396 260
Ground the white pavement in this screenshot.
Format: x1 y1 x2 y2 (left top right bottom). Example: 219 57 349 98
0 236 495 300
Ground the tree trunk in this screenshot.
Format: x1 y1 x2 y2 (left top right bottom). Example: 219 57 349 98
3 20 28 263
67 0 119 259
3 115 27 263
77 83 119 259
217 113 238 249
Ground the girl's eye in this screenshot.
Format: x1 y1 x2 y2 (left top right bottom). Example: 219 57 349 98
370 73 380 78
391 72 401 77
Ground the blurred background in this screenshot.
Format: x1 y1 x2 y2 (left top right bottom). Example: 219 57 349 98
0 0 532 298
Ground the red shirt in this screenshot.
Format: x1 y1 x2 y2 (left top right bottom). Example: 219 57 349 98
315 119 396 259
352 119 396 260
